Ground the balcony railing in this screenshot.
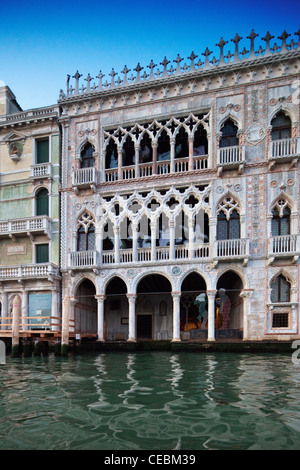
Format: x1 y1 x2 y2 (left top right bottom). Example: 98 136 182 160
68 251 98 268
218 145 245 166
214 238 249 262
269 138 299 161
268 234 299 263
104 155 209 182
0 216 51 238
0 263 59 280
30 163 52 179
72 167 97 191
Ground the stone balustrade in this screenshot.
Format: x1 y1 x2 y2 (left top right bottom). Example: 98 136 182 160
0 216 51 238
0 263 59 280
269 234 300 256
269 137 299 160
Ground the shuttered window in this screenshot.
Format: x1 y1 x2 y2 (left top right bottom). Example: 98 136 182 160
36 139 49 164
271 275 291 303
36 244 49 263
271 207 290 236
217 210 240 240
36 189 49 216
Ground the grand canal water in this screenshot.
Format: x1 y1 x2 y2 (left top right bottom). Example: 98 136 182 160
0 351 300 450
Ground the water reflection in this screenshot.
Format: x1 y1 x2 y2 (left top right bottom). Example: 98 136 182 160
0 352 300 450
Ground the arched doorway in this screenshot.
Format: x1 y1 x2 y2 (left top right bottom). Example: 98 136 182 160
75 279 97 337
136 274 172 340
105 277 128 341
180 272 207 340
216 271 243 339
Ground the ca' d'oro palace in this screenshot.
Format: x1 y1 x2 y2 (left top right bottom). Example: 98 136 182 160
1 28 300 355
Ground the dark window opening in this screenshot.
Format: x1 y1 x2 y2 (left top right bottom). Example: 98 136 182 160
36 244 49 263
106 139 118 169
36 188 49 216
77 224 95 251
271 275 291 303
220 120 239 148
272 312 289 328
81 142 95 168
175 127 189 159
157 130 170 161
271 206 290 236
140 133 153 163
217 209 240 240
36 139 49 164
122 136 135 167
193 125 208 155
271 111 291 140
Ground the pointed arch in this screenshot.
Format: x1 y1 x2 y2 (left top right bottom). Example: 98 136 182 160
219 118 239 147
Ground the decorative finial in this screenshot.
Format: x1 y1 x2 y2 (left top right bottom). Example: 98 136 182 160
247 29 259 58
147 60 157 80
216 37 228 65
188 51 198 72
84 73 93 93
278 30 291 53
134 63 143 83
72 70 82 94
231 33 242 61
96 71 105 90
173 54 183 75
202 47 212 68
262 31 274 56
160 57 170 77
121 65 130 85
109 68 117 88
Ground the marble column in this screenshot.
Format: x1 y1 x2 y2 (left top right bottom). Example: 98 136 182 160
114 226 120 264
22 290 28 330
151 221 157 261
170 137 175 173
127 294 137 342
169 220 175 260
12 294 21 347
1 291 8 330
96 294 106 341
171 292 181 342
118 147 123 180
240 290 253 341
207 290 217 341
61 295 71 345
132 224 138 262
152 142 157 175
188 137 194 170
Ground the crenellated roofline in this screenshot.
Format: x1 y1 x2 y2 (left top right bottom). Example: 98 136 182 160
58 28 300 104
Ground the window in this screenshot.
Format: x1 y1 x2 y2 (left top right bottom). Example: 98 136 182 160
105 139 118 169
217 209 240 240
271 275 291 303
140 133 152 163
193 125 208 155
220 119 239 148
272 313 289 328
271 206 290 236
157 130 170 161
122 136 135 167
271 111 291 140
175 127 189 159
80 142 95 168
36 244 49 263
36 188 49 216
36 139 49 164
77 213 95 251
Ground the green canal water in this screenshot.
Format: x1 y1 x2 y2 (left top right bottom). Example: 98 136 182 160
0 351 300 450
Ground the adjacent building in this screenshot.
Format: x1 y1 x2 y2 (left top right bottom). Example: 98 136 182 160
0 89 61 344
1 28 300 347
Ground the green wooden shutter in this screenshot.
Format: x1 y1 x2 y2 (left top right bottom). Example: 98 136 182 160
36 244 49 263
37 139 49 164
36 189 49 216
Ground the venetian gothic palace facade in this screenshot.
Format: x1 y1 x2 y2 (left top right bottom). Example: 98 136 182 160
0 28 300 348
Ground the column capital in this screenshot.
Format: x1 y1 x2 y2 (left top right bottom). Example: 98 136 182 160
70 297 78 305
126 293 137 301
240 289 253 299
95 294 106 302
171 292 181 299
206 289 217 297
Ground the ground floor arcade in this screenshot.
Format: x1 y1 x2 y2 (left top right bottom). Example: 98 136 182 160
61 268 251 344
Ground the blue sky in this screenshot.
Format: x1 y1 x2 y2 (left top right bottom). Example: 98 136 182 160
0 0 299 111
